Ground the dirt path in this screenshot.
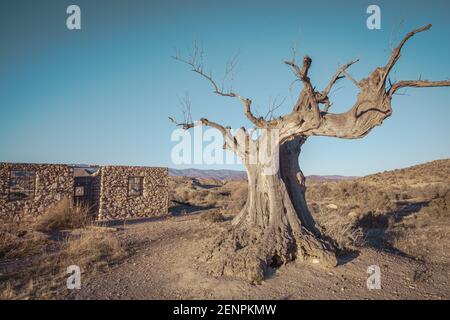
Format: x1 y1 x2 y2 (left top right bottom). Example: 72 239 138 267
66 214 450 300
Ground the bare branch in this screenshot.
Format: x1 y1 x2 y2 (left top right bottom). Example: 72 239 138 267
173 53 231 97
281 24 449 141
168 116 197 130
285 56 320 118
285 56 312 81
317 59 360 112
290 44 298 64
321 59 359 98
169 92 194 130
383 24 432 80
341 68 361 88
173 46 267 128
168 115 240 152
171 24 449 146
388 79 450 97
221 53 239 93
264 95 286 120
177 92 193 125
169 92 227 137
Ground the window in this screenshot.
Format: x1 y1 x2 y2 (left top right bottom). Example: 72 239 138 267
128 176 143 196
9 170 36 201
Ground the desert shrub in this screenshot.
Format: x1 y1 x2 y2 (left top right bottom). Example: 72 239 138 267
419 190 450 218
316 210 364 251
0 204 126 299
170 177 248 212
62 231 126 268
310 183 332 200
203 192 221 207
308 180 396 222
0 219 50 259
0 228 126 299
364 189 395 214
34 198 92 232
356 212 390 229
309 202 320 215
200 210 225 223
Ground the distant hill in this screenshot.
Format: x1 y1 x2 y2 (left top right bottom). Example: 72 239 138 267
358 158 450 186
169 168 357 181
170 159 450 182
307 175 358 181
169 168 247 180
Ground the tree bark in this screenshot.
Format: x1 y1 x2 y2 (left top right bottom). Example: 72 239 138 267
204 137 336 282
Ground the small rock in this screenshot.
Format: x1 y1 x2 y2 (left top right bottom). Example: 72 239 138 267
348 211 358 219
326 204 338 210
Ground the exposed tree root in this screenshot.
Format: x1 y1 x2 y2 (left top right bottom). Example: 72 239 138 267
201 221 337 283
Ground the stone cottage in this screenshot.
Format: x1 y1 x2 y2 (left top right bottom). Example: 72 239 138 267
0 163 168 221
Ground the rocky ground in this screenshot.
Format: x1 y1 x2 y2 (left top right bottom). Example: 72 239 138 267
65 212 449 300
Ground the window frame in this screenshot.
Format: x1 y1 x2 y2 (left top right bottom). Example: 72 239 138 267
127 176 144 197
8 170 36 201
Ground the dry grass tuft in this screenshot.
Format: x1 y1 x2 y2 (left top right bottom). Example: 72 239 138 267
34 198 92 232
0 199 126 299
316 209 364 251
0 219 49 259
200 210 225 223
0 283 17 300
169 177 248 212
420 190 450 218
62 231 126 268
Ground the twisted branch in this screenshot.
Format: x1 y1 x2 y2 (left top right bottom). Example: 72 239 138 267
382 24 432 82
388 79 450 97
173 47 267 128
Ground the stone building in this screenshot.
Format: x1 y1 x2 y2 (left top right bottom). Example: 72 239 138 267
0 163 168 221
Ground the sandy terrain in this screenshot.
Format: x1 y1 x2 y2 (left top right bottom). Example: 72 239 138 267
65 212 449 300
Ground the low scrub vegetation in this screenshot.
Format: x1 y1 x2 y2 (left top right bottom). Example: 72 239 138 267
63 231 126 268
0 198 127 299
200 210 225 223
170 159 450 256
34 198 92 232
170 177 248 212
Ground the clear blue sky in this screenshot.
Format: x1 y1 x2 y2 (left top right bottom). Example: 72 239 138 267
0 0 449 176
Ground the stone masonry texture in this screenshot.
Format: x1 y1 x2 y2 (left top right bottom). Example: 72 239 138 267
98 166 168 220
0 163 73 221
0 163 168 221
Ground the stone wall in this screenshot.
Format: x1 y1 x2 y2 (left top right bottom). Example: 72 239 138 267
0 163 73 221
0 163 168 221
98 166 168 220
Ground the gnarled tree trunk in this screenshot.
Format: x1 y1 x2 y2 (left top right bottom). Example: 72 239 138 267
171 24 450 281
204 136 336 282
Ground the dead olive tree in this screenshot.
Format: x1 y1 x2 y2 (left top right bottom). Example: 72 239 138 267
170 24 450 281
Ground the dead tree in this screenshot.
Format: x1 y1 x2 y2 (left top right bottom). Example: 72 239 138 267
170 24 450 281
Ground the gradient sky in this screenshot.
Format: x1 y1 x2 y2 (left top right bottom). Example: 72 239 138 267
0 0 449 176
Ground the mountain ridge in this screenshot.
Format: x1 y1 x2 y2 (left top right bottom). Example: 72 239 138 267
169 168 358 181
